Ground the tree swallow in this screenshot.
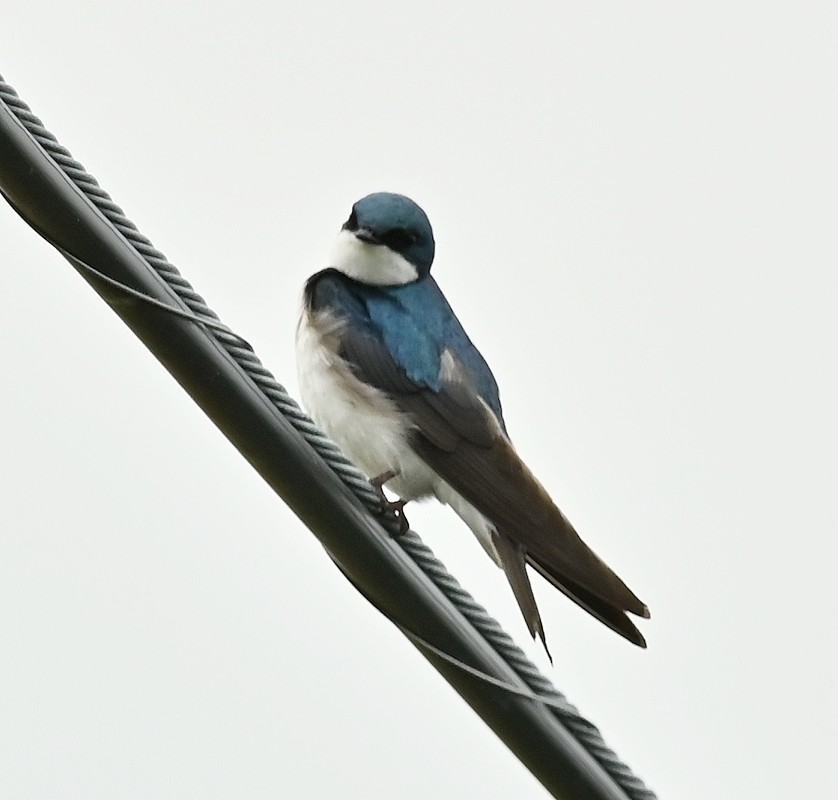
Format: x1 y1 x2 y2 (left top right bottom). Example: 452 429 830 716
296 192 649 653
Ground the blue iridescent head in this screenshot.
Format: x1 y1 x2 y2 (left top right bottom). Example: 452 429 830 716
330 192 435 285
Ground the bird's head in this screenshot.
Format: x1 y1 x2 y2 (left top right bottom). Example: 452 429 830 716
329 192 435 286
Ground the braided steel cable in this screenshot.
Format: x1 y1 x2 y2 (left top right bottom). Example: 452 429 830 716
0 73 655 800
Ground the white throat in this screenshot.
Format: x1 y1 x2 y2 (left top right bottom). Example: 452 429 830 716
328 229 419 286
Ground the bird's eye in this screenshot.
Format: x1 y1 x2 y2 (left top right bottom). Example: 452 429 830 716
382 228 417 250
343 209 359 232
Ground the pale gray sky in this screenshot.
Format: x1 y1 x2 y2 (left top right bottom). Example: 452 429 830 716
2 3 836 798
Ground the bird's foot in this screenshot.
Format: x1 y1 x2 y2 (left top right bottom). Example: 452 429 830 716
370 470 410 536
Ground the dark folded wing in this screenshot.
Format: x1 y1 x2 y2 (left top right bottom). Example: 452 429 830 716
340 324 649 642
340 325 495 450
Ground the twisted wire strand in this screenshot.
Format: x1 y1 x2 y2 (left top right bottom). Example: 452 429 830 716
0 74 655 800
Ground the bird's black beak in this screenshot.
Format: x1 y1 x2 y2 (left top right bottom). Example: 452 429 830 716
354 228 381 245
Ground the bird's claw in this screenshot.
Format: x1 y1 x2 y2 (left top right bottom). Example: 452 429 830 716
383 497 410 536
370 470 410 536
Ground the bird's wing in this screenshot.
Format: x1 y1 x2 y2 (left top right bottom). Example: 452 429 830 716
339 317 648 648
307 270 648 646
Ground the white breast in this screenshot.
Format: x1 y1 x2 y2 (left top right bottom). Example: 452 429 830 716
295 307 439 501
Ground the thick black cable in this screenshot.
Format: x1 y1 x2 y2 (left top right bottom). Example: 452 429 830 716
0 73 656 800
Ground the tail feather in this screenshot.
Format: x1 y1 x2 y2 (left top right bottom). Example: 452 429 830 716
408 409 650 648
493 532 552 661
529 555 648 648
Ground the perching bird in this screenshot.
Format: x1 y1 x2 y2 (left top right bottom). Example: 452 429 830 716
296 192 649 653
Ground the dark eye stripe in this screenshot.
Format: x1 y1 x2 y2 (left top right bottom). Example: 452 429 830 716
382 228 417 250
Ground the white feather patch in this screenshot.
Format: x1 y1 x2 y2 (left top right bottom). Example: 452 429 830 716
328 229 418 286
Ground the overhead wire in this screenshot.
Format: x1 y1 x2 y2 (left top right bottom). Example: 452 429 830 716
0 72 656 800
